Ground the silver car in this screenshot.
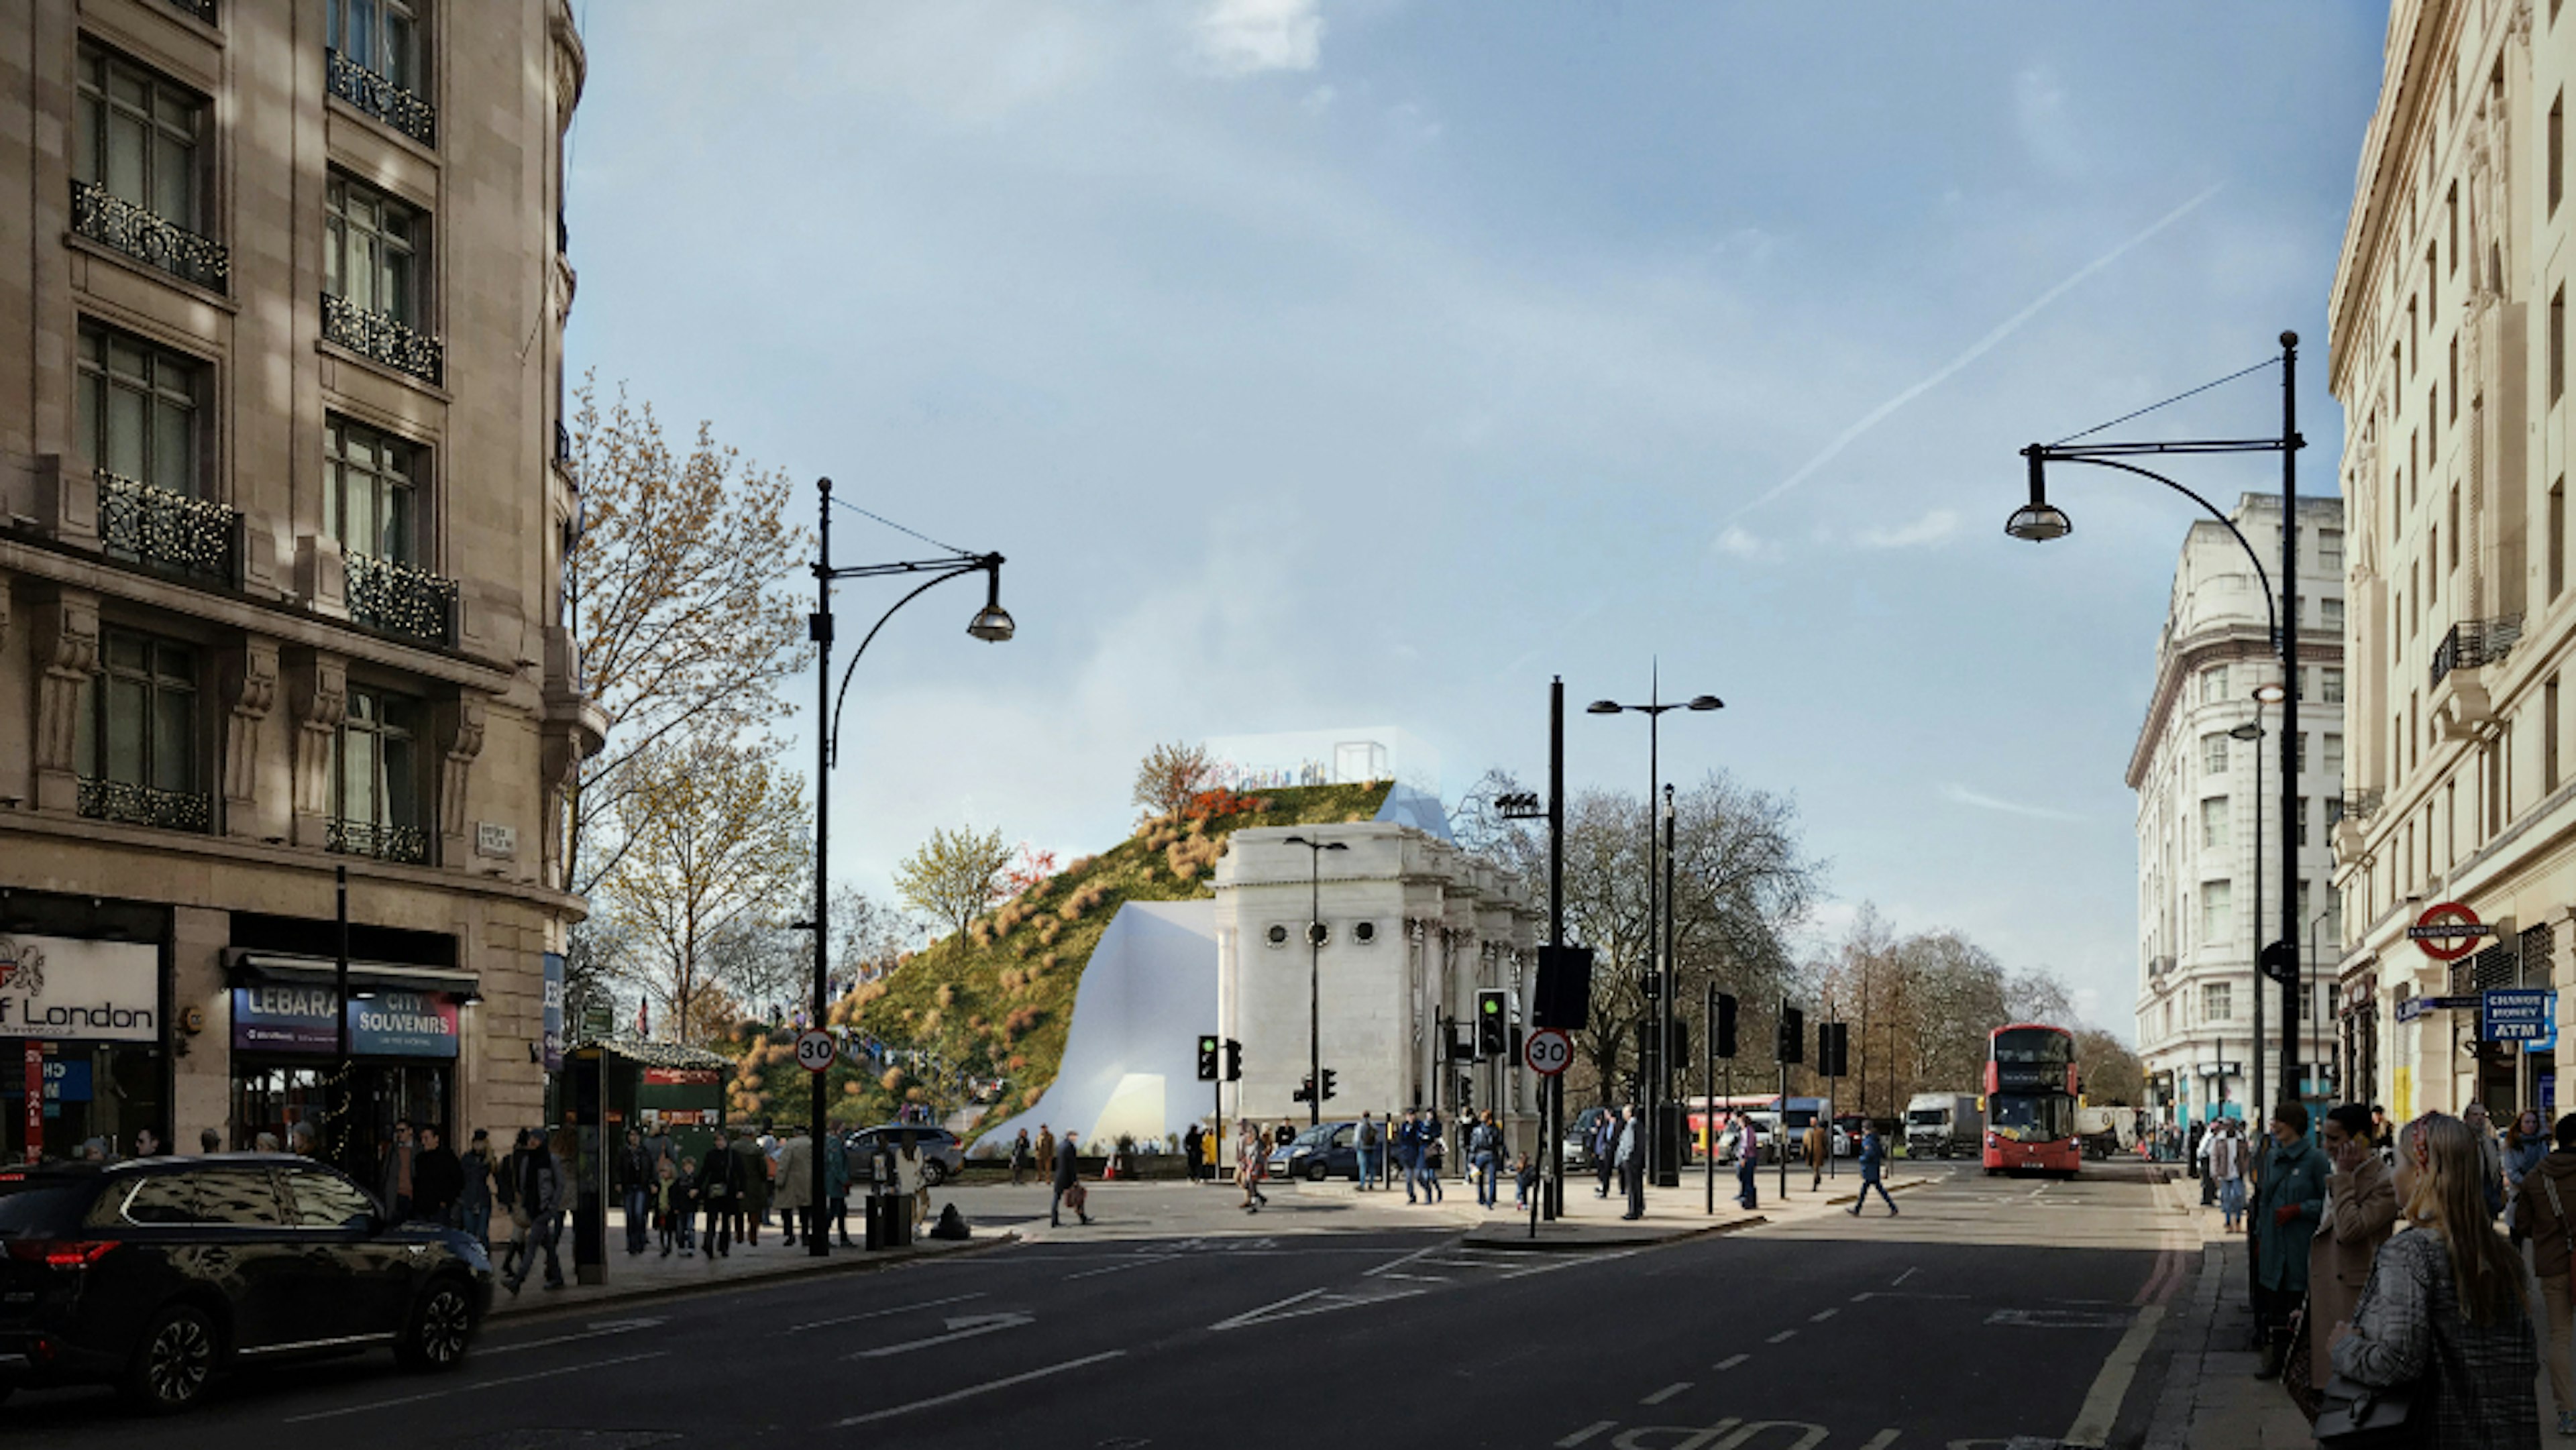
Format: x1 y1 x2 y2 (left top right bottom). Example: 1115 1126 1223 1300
845 1124 965 1186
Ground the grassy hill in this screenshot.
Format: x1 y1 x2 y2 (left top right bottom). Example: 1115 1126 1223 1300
715 781 1395 1137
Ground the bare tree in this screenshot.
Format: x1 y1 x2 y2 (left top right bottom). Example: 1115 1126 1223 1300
1131 740 1216 819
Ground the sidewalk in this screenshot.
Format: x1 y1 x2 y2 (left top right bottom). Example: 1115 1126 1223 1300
2141 1200 2316 1450
1460 1164 1931 1251
485 1211 1009 1321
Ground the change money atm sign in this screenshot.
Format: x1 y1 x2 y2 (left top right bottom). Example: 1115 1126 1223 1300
0 936 158 1042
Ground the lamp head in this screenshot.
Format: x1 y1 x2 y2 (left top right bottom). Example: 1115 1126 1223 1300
2227 722 2263 742
1586 700 1623 715
2252 683 2286 704
1687 695 1724 712
1324 841 1349 852
1283 835 1309 848
2006 446 2071 541
965 560 1014 642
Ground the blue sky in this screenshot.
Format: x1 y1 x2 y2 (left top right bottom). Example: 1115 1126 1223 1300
562 2 2390 1038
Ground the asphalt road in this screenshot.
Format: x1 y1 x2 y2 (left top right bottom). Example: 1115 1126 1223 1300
8 1161 2194 1449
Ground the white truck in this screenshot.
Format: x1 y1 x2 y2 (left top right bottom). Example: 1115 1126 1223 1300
1905 1093 1983 1160
2076 1105 2141 1160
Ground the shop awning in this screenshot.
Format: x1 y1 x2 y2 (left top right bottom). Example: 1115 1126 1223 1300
221 950 482 1001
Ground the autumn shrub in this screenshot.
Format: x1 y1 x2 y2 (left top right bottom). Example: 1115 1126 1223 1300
879 1068 905 1093
935 984 955 1009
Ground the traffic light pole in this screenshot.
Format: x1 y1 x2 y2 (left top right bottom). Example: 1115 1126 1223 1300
1704 981 1716 1216
1547 678 1566 1222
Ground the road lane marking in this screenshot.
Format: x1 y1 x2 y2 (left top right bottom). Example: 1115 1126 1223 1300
1892 1266 1918 1286
834 1349 1126 1427
1363 1243 1442 1277
1378 1272 1452 1282
1064 1255 1179 1281
280 1349 669 1423
1640 1382 1692 1405
1856 1432 1900 1450
1554 1423 1615 1447
1209 1288 1324 1329
1808 1308 1837 1323
784 1292 986 1333
849 1312 1034 1358
486 1317 668 1355
1713 1353 1750 1370
2060 1302 2166 1448
1766 1329 1797 1343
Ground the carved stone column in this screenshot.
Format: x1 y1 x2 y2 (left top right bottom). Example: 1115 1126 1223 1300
31 590 99 814
286 651 347 848
439 695 487 865
540 724 581 891
221 637 279 838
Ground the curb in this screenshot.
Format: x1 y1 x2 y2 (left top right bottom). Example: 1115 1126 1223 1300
487 1231 1024 1324
1458 1213 1768 1253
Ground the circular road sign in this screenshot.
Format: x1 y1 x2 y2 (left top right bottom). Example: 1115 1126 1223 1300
2408 901 2489 963
794 1029 837 1074
1525 1027 1574 1076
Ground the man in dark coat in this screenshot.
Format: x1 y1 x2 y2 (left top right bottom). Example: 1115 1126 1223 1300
1051 1129 1089 1227
410 1124 464 1225
620 1127 655 1255
695 1128 746 1257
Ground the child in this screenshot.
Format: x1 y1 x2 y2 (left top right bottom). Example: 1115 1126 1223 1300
1512 1153 1538 1208
670 1156 700 1257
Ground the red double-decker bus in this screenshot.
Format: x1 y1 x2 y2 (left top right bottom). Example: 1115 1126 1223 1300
1984 1023 2080 1176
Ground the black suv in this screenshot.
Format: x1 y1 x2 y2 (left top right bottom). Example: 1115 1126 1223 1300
0 1154 492 1412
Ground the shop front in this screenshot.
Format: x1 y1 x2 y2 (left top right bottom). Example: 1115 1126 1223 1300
224 953 473 1181
0 931 166 1162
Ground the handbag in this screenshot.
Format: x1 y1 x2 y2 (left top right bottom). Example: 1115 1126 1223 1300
1061 1182 1087 1211
2311 1372 2420 1448
2279 1303 2320 1423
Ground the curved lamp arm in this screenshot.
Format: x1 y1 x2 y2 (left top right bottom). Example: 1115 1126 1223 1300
2044 453 2279 647
827 562 990 767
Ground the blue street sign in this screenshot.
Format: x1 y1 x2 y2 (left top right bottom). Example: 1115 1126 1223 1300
2481 989 2555 1042
2396 998 2429 1024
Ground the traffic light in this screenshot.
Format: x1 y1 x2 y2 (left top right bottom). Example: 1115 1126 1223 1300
1224 1039 1244 1082
1320 1068 1338 1101
1819 1022 1849 1078
1715 992 1739 1060
1777 1004 1805 1065
2259 939 2299 985
1476 989 1508 1059
1291 1074 1314 1103
1197 1034 1220 1082
1534 945 1594 1030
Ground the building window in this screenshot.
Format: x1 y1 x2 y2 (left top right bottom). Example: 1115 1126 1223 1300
76 321 201 497
2204 979 2234 1022
2449 181 2460 271
325 416 419 565
2556 286 2567 406
2322 598 2345 631
2323 667 2346 704
2203 734 2231 776
325 175 422 327
71 44 225 291
2201 797 2230 850
324 0 433 146
73 629 207 832
2296 796 2309 848
2320 530 2344 573
2202 881 2233 944
330 686 425 863
2200 664 2230 705
2297 732 2309 775
2551 675 2564 794
2555 91 2567 215
2555 479 2567 601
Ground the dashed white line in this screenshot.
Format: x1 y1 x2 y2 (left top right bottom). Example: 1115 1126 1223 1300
280 1350 669 1423
1892 1266 1919 1286
1809 1308 1838 1323
784 1292 986 1333
1063 1254 1179 1281
1555 1420 1617 1447
835 1350 1126 1427
1714 1353 1751 1370
1640 1381 1693 1405
1766 1329 1798 1343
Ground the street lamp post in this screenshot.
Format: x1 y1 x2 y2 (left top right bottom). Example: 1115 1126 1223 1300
2008 332 2305 1119
806 478 1014 1258
1589 672 1723 1189
1281 836 1348 1126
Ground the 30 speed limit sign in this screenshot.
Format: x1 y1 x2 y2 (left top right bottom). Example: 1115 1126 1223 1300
1524 1027 1573 1076
794 1029 837 1074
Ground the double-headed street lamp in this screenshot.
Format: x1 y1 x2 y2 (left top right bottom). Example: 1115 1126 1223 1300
1587 673 1723 1188
803 478 1014 1258
1281 835 1348 1126
2008 331 2306 1117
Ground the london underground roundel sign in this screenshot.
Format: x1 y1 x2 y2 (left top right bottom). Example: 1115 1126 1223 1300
2408 901 2493 963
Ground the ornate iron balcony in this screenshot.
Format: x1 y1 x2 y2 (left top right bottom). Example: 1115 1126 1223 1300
70 180 228 292
95 470 239 585
325 49 435 146
327 817 429 865
2147 954 2176 979
2334 789 2383 825
345 549 458 645
2431 615 2524 690
77 777 212 833
321 292 442 385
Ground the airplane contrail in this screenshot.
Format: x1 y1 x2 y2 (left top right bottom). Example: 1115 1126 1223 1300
1718 181 2226 532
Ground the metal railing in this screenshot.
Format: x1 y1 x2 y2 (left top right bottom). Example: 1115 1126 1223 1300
76 777 211 833
70 180 229 292
327 817 429 865
345 550 458 645
95 470 239 585
2431 615 2525 690
325 49 435 146
320 291 443 386
2332 789 2383 826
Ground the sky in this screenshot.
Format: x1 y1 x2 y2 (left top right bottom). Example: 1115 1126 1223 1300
560 1 2392 1041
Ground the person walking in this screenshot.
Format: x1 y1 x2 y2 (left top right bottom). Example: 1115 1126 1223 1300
1619 1105 1646 1221
2310 1104 2398 1397
504 1128 567 1295
412 1125 463 1227
378 1118 418 1221
1735 1112 1761 1211
2507 1109 2549 1244
1355 1113 1381 1190
1470 1111 1503 1210
2330 1111 2542 1447
2210 1117 2249 1231
695 1127 744 1258
2251 1103 2328 1379
775 1125 814 1247
1805 1115 1829 1194
458 1128 494 1247
620 1127 655 1255
1395 1111 1424 1205
1235 1121 1269 1213
1850 1124 1898 1215
1420 1109 1446 1203
1053 1129 1091 1227
494 1129 526 1279
2513 1112 2576 1436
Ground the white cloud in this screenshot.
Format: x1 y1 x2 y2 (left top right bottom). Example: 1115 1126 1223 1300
1715 525 1770 559
1854 508 1960 550
1300 83 1337 113
1191 0 1323 77
1939 783 2085 824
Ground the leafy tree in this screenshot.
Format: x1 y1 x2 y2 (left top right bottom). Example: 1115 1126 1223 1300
1131 740 1215 819
596 734 811 1045
2074 1029 2146 1105
894 824 1017 938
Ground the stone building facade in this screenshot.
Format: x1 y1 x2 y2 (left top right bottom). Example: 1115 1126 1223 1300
2328 0 2576 1122
2129 495 2345 1132
0 0 598 1169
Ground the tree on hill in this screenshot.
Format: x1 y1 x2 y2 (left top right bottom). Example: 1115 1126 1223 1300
1132 740 1215 818
895 824 1017 938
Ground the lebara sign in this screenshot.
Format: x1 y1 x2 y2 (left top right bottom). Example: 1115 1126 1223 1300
231 987 459 1058
0 936 158 1042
